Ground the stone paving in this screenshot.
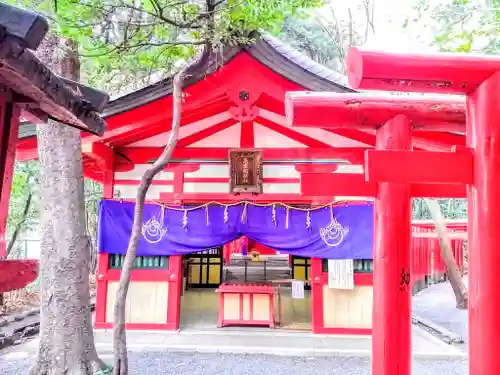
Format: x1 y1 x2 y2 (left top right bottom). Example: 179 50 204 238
11 325 463 359
412 278 469 345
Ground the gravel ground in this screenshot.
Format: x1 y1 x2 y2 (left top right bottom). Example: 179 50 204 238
0 351 468 375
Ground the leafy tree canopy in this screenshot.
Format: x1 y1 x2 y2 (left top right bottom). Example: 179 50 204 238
406 0 500 53
12 0 323 93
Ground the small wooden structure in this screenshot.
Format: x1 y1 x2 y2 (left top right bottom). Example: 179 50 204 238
0 4 108 293
216 282 275 328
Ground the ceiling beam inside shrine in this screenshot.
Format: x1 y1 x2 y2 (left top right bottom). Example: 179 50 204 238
119 147 368 164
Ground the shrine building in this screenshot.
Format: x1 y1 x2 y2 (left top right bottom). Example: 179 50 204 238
16 33 466 334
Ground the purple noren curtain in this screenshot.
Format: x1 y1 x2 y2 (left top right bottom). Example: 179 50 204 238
97 200 374 260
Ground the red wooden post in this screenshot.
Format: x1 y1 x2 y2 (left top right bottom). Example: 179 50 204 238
94 154 114 326
344 47 500 375
372 115 412 375
466 71 500 375
0 97 20 259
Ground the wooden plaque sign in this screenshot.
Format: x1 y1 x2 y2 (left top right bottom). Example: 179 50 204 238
229 149 263 194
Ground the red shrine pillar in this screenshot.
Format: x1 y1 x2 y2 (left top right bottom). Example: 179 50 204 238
0 97 20 259
373 115 412 375
466 71 500 375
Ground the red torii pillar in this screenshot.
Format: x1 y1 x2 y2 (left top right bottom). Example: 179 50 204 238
285 93 467 375
346 48 500 375
372 115 412 375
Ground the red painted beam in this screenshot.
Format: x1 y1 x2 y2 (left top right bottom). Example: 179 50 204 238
410 183 465 198
295 165 339 173
159 192 334 205
285 92 465 132
365 149 473 184
176 118 238 148
240 120 255 148
0 260 38 293
301 173 466 198
346 47 500 95
301 173 377 196
120 147 368 164
16 98 232 161
255 116 332 148
82 142 114 169
109 99 231 147
323 128 376 147
412 131 465 149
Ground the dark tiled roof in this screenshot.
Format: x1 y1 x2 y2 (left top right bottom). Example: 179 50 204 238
18 32 351 140
251 33 351 90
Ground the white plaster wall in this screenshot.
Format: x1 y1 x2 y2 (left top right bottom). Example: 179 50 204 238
114 185 173 199
115 165 174 180
113 164 368 198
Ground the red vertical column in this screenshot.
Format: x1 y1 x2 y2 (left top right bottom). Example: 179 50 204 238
372 115 412 375
466 71 500 375
310 258 324 333
94 155 114 326
0 98 20 259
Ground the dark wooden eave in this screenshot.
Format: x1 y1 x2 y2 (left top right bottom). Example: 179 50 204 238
0 4 108 136
102 32 353 118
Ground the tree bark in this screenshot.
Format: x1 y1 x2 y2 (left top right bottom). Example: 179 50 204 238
29 35 108 375
111 47 209 375
424 198 468 309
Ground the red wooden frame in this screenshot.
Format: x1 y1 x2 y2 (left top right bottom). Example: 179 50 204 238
94 253 182 331
216 283 276 328
310 259 373 335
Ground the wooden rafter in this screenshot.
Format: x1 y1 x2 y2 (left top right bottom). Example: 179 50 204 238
108 99 231 147
255 116 332 148
176 118 239 148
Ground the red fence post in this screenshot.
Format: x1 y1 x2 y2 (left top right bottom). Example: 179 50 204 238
372 115 412 375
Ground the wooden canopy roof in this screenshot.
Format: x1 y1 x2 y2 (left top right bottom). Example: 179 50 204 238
1 4 108 135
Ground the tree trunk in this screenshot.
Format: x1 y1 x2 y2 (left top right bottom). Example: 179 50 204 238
112 48 209 375
29 35 108 375
424 198 468 309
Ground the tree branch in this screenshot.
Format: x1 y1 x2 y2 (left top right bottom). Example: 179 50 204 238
6 192 33 257
424 198 468 310
111 44 210 375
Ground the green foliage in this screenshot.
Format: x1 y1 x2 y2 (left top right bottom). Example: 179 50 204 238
407 0 500 53
412 198 467 220
278 14 341 70
12 0 323 92
278 1 375 74
7 161 39 257
7 160 103 260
